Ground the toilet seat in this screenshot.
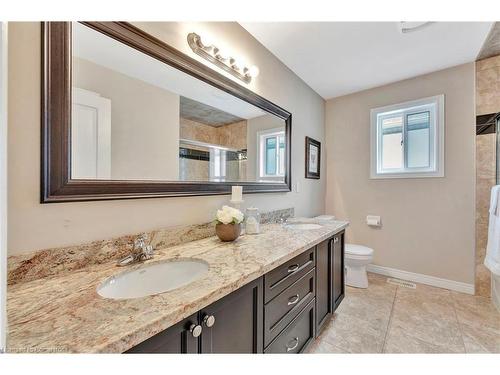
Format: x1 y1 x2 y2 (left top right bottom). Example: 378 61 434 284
346 244 373 257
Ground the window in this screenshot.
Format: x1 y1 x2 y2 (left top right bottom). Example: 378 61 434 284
370 95 444 179
258 129 285 178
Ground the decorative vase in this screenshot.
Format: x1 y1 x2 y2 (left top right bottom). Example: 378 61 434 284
215 223 241 242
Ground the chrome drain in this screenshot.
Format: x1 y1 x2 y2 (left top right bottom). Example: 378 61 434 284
387 278 416 289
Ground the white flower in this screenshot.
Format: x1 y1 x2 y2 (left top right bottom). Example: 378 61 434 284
232 209 244 223
216 205 244 224
216 210 233 224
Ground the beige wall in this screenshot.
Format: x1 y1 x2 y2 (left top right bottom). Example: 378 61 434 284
325 63 476 284
74 58 180 180
8 22 325 255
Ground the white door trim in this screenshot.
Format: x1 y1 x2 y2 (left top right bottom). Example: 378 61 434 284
71 87 111 179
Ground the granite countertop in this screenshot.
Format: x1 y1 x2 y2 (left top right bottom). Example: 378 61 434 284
7 221 348 353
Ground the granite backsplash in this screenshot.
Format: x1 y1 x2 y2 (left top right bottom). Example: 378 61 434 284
7 207 294 285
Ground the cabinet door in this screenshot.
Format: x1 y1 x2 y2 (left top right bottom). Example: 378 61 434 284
125 313 199 353
315 240 331 333
332 231 345 311
200 277 263 353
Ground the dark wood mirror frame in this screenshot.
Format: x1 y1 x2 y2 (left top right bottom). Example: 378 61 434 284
41 22 292 203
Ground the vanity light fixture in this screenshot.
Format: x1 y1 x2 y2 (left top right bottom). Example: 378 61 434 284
187 32 259 84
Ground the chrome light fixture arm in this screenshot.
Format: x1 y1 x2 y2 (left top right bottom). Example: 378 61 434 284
187 32 259 84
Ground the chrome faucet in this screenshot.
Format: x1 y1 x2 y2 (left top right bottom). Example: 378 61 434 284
117 234 154 266
279 214 288 226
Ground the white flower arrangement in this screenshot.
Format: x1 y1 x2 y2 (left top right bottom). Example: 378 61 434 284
216 205 244 225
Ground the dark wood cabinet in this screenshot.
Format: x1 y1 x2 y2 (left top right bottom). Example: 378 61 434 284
126 277 263 354
332 231 345 311
125 313 199 353
264 268 315 346
264 247 315 303
264 298 316 354
126 230 345 354
315 239 331 333
315 230 345 334
200 277 263 353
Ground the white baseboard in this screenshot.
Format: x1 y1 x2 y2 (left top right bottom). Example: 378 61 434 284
367 264 475 295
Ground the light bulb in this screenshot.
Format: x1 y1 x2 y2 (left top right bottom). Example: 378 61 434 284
200 34 216 49
230 58 242 71
247 65 260 78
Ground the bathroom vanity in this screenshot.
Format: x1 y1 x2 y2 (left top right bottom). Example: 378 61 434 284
7 221 347 353
2 22 351 354
126 230 345 354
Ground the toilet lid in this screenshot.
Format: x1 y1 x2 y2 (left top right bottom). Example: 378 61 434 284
345 244 374 256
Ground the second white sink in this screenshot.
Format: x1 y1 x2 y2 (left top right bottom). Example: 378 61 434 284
97 259 209 299
284 223 323 230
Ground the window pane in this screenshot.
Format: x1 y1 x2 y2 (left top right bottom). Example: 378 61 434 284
265 137 276 175
407 111 430 168
380 116 403 170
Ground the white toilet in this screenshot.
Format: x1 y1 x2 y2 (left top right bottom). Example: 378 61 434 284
345 244 374 288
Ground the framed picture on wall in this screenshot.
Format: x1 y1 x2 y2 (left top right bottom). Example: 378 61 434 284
305 136 321 179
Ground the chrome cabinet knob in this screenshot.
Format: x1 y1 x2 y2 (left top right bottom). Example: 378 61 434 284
189 323 202 338
203 314 216 328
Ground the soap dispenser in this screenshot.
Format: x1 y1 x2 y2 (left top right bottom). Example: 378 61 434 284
245 207 261 234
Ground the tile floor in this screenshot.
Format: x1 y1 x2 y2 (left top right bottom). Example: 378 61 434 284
307 273 500 353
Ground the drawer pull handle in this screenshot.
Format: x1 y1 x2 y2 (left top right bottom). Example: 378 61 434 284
287 264 299 273
286 337 299 352
287 294 300 305
334 237 339 243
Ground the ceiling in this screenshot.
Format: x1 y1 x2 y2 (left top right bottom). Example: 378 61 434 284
478 22 500 60
240 22 493 99
180 97 244 126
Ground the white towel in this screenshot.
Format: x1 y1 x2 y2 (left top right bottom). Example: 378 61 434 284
485 185 500 276
490 185 500 216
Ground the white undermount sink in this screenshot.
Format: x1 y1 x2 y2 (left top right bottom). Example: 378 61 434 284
284 223 323 230
97 259 209 299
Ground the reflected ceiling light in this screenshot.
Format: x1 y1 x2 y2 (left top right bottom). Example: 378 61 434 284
399 21 435 34
187 32 259 84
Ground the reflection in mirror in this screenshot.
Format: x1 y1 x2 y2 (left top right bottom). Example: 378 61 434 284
71 22 286 183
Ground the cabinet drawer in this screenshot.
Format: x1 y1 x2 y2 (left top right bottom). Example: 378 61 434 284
264 298 316 354
264 268 315 346
264 247 315 303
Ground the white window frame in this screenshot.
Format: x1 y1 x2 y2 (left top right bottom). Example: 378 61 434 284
256 128 285 179
370 94 444 179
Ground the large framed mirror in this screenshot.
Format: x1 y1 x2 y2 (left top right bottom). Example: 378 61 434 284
41 22 292 202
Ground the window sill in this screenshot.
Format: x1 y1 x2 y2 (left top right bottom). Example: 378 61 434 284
370 171 444 179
